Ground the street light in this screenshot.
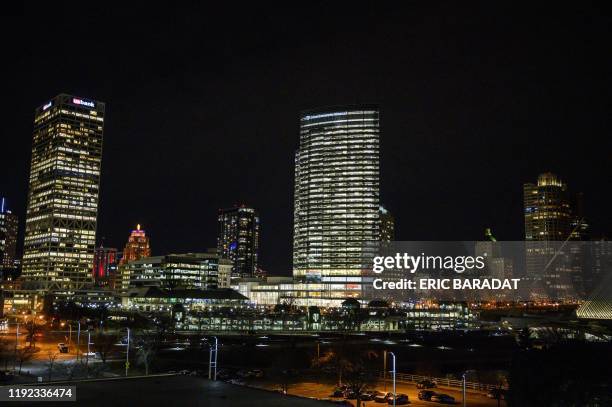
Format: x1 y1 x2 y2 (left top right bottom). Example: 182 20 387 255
383 350 387 391
125 328 131 377
76 321 81 362
86 330 91 368
13 322 20 371
388 351 396 407
208 336 218 380
462 370 476 407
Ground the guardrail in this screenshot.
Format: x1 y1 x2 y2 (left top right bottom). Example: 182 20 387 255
380 372 507 392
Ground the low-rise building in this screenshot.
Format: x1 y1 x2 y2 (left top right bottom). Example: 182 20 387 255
121 252 225 291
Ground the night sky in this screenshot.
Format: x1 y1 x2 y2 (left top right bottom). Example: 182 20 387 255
2 3 611 275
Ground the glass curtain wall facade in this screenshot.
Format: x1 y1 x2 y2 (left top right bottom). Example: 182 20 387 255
293 105 380 299
217 206 260 278
0 198 18 273
22 94 104 290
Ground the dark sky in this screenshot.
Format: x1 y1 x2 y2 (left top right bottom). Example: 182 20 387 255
1 3 611 275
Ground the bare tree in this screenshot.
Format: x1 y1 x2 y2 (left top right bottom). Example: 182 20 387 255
0 338 12 371
53 360 85 382
24 321 43 348
45 352 59 382
342 351 379 407
136 338 157 376
318 343 379 407
91 331 118 365
15 346 36 374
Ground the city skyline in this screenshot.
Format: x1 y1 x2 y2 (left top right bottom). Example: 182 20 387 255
2 3 611 276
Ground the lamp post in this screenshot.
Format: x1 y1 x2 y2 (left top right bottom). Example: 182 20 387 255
125 328 130 377
383 350 387 391
13 322 20 371
208 336 218 380
462 370 476 407
86 331 91 369
462 372 466 407
76 321 81 362
388 351 396 407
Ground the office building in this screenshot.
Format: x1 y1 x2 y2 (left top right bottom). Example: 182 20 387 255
524 173 585 300
293 105 380 301
92 245 120 289
524 172 572 241
0 198 19 278
379 205 395 243
121 252 229 291
119 224 151 265
217 205 259 278
22 94 104 289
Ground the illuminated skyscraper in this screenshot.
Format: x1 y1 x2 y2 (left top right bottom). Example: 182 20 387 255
119 224 151 291
524 172 572 241
0 198 19 275
22 94 104 290
92 245 119 289
119 224 151 265
379 206 395 243
293 105 380 295
524 173 586 299
217 205 259 278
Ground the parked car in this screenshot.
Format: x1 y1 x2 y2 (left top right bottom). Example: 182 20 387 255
417 379 437 389
431 393 455 404
331 388 345 398
387 393 409 405
57 343 69 353
344 390 358 400
487 388 506 400
359 391 375 401
418 390 437 401
374 392 391 403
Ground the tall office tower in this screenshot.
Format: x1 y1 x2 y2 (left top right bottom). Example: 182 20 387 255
217 205 260 278
92 245 119 289
524 172 583 299
119 224 151 265
524 172 572 241
293 105 380 299
379 206 395 243
0 198 19 276
22 94 104 290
